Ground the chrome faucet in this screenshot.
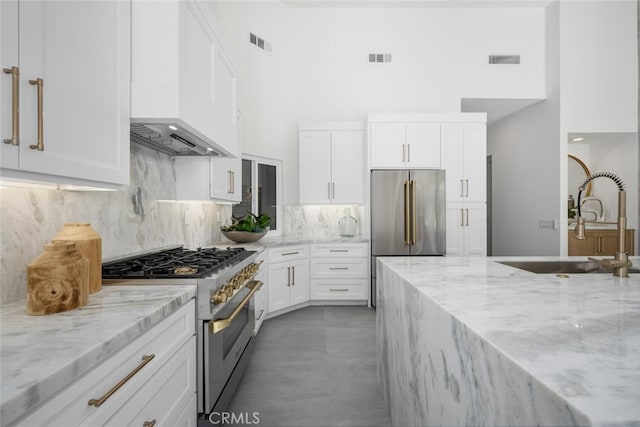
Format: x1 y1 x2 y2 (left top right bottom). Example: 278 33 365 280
574 172 632 277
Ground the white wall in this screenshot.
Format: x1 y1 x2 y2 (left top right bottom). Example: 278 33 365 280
560 1 638 133
214 1 546 205
489 0 638 256
487 2 561 256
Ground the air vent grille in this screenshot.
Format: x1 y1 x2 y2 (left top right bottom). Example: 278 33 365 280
489 55 520 64
368 53 392 63
250 32 272 52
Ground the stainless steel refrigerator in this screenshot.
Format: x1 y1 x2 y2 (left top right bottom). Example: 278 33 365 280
370 169 446 306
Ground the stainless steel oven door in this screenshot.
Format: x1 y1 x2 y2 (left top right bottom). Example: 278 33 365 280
202 280 261 414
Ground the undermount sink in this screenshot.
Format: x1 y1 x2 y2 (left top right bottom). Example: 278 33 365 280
498 260 639 274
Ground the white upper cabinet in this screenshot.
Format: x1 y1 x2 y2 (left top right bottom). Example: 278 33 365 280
1 0 130 188
441 123 486 203
299 122 365 204
131 0 239 157
370 122 440 169
174 156 241 202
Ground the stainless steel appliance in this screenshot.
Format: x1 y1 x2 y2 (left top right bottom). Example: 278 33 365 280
102 246 263 423
370 169 446 306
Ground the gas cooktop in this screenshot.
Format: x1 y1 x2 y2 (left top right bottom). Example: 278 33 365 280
101 246 254 279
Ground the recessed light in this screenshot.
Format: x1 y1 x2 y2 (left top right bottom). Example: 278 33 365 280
570 137 584 142
168 125 178 131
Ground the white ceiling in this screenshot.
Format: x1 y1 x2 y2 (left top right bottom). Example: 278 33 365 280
282 0 552 8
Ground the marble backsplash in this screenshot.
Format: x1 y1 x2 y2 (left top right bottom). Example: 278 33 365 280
0 142 367 305
0 144 230 305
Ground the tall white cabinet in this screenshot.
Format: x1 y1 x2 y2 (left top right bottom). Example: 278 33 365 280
298 122 365 204
1 0 130 188
441 122 487 256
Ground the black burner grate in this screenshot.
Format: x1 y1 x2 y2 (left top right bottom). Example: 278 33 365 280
102 247 253 279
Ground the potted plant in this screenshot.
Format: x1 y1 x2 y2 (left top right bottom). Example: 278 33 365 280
221 212 271 243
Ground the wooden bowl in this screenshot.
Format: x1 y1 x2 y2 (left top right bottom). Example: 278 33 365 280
221 230 267 243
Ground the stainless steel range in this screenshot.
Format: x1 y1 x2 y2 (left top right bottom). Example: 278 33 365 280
102 246 263 423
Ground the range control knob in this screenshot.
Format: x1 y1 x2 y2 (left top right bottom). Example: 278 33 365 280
211 291 227 305
222 284 235 297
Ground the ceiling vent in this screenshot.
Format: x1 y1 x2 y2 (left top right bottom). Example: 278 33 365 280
489 55 520 64
249 32 272 53
369 53 392 63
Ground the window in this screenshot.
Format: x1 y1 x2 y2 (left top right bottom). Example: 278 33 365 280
232 155 282 235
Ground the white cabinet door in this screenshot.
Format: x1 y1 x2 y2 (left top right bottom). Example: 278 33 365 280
289 259 310 306
441 123 486 203
405 123 440 168
210 157 241 202
462 123 487 203
441 124 464 202
445 203 465 256
370 123 405 168
1 0 19 169
445 202 486 256
299 131 331 204
1 1 129 187
464 203 487 256
331 130 365 204
268 262 291 313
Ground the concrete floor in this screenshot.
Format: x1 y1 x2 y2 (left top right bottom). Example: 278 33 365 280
228 306 392 427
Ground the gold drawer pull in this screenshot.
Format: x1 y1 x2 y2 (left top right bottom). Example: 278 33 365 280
282 251 299 256
329 249 349 252
143 420 157 427
3 66 19 146
28 78 44 151
88 354 155 407
330 288 349 292
329 267 349 270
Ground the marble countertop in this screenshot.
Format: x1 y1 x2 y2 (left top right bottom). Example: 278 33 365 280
0 285 196 426
377 255 640 425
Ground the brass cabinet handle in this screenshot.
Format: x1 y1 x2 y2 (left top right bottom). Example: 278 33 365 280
465 179 469 197
402 143 406 163
460 209 464 227
332 182 335 200
329 267 349 270
465 208 469 227
460 179 464 198
407 143 411 163
411 179 417 244
210 280 263 334
88 354 155 407
282 251 299 256
227 171 232 193
291 266 295 286
143 420 157 427
28 78 44 151
330 288 349 292
287 266 291 286
328 182 331 200
3 66 19 146
404 180 410 244
329 249 349 253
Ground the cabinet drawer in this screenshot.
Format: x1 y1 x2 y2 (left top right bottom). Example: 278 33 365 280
13 300 195 427
269 245 308 262
310 258 367 279
98 336 196 427
311 279 368 300
310 243 368 258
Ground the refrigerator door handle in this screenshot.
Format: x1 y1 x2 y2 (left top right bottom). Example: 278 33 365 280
410 180 417 245
404 180 410 245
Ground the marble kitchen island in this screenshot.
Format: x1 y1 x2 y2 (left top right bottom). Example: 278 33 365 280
376 256 640 427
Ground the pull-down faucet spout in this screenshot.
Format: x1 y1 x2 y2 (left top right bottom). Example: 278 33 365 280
574 172 631 277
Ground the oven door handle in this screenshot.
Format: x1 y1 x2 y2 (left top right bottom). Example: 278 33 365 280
210 280 263 334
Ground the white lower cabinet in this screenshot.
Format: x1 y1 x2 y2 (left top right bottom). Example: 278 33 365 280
11 300 196 427
267 245 309 313
446 203 487 256
310 243 368 301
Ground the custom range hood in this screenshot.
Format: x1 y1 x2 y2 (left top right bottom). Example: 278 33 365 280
130 121 227 157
